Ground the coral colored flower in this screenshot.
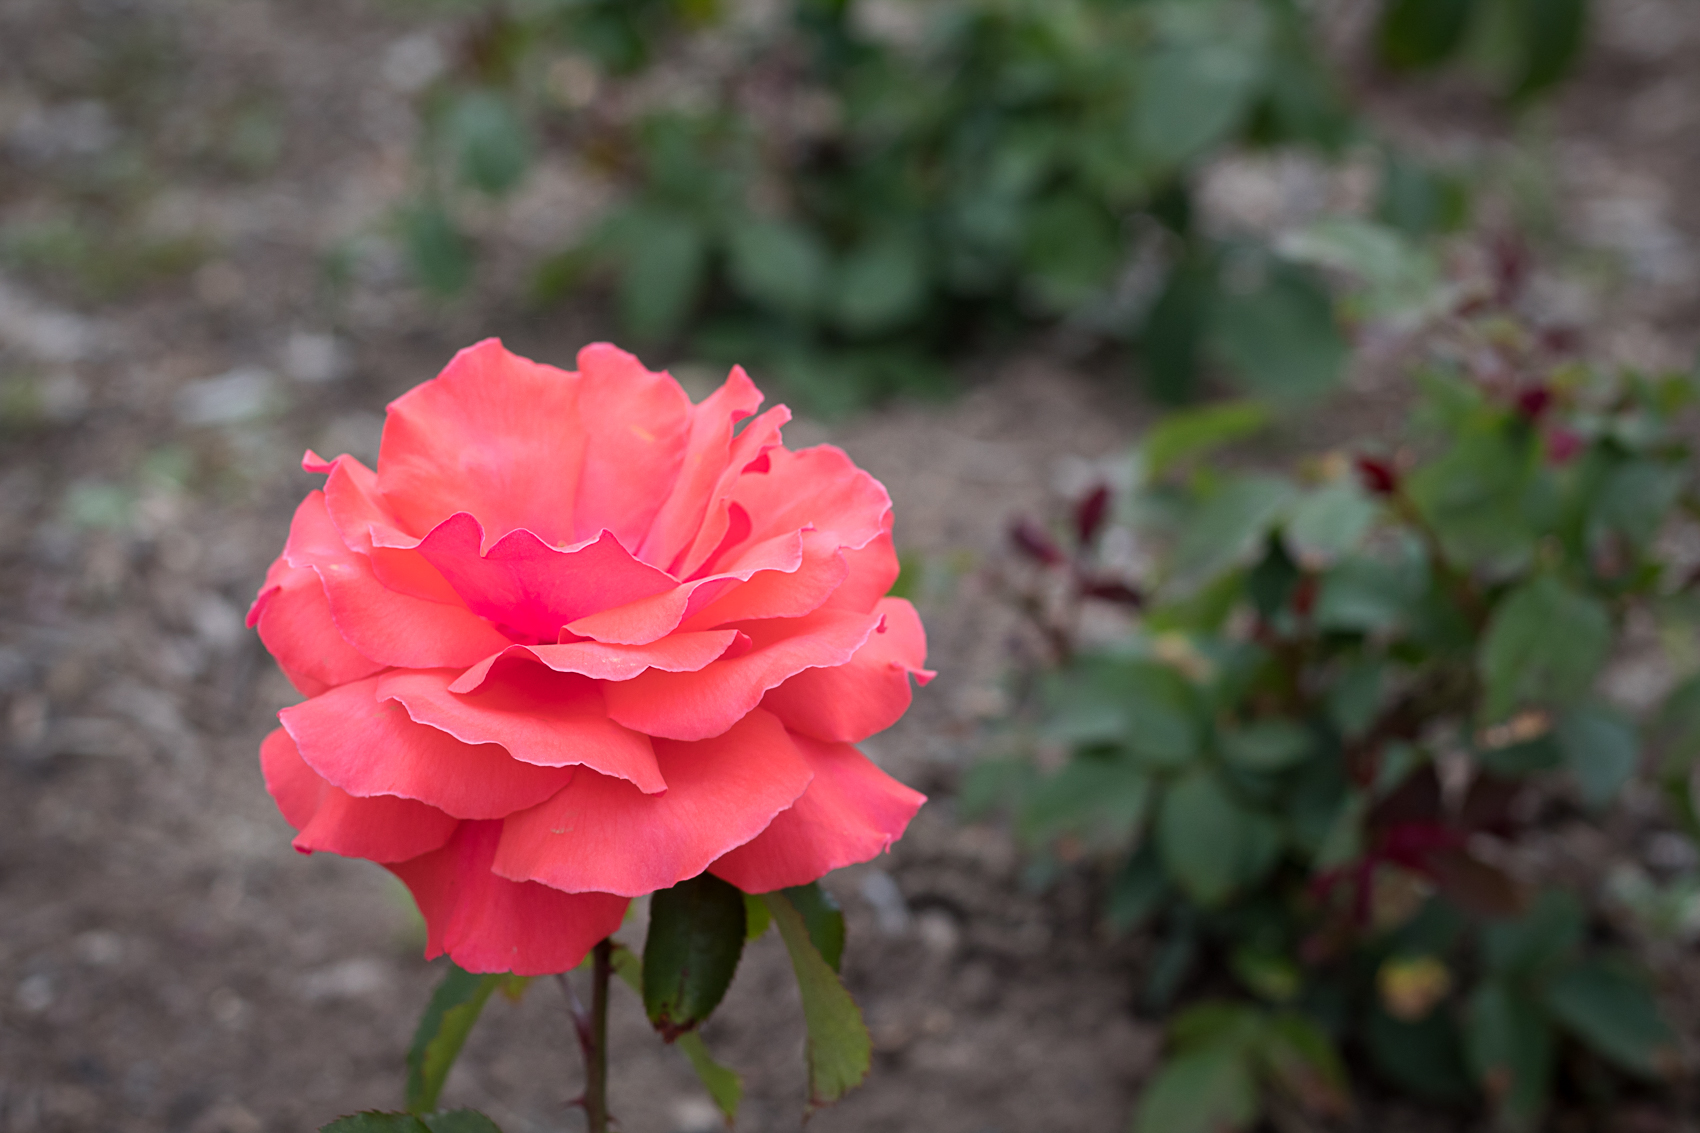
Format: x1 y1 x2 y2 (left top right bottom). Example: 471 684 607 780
249 340 931 975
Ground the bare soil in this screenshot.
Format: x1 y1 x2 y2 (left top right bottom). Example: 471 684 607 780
2 2 1699 1131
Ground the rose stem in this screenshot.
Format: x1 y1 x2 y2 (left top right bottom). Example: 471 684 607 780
585 938 613 1133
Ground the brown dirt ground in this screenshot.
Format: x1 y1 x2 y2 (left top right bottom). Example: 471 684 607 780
2 2 1699 1131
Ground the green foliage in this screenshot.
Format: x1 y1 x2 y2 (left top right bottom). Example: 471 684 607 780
399 0 1372 407
1375 0 1590 99
322 1112 503 1133
763 889 873 1110
406 964 526 1114
642 872 749 1040
995 315 1695 1126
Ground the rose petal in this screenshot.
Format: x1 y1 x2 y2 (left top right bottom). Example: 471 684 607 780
677 530 847 630
248 554 383 696
601 609 883 741
728 444 891 559
414 514 677 643
378 666 664 793
449 630 744 693
280 675 575 819
283 492 512 669
493 708 812 896
820 514 900 614
378 339 589 547
261 727 458 862
571 343 694 551
710 734 925 892
389 820 629 976
635 364 764 572
672 404 792 579
761 598 932 743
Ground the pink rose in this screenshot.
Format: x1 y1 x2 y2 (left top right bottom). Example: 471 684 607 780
249 341 930 974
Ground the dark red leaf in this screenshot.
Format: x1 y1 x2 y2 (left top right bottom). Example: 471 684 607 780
1080 579 1144 606
1354 455 1399 496
1073 485 1112 545
1515 385 1553 421
1009 518 1064 566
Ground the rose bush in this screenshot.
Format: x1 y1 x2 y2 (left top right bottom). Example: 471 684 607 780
248 339 929 976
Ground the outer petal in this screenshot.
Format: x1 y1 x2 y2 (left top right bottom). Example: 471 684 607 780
673 404 792 579
261 728 457 862
449 631 744 693
635 364 764 571
761 598 933 743
601 609 883 741
248 554 383 696
571 343 694 549
284 492 512 669
821 514 900 614
389 821 629 976
280 676 575 819
493 709 812 897
414 515 676 643
676 530 848 630
378 666 664 794
729 445 891 558
710 734 925 892
377 339 588 547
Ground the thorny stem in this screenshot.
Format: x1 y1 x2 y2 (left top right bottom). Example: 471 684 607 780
559 939 614 1133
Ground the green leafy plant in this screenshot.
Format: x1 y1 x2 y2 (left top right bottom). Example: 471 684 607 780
1376 0 1589 100
979 291 1693 1129
404 0 1371 407
319 881 863 1131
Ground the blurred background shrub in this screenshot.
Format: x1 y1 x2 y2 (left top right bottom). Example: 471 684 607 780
394 0 1589 411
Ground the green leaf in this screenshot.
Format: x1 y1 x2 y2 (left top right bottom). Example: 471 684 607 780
1131 1045 1258 1133
762 891 872 1111
727 218 830 319
1465 980 1555 1128
1261 1011 1351 1112
1106 848 1169 933
1313 552 1425 633
643 872 749 1039
1021 192 1121 312
1277 218 1444 322
1021 756 1152 848
1405 422 1547 571
1207 261 1346 400
1554 703 1639 807
1140 399 1270 479
1134 42 1262 167
1043 658 1202 766
1158 770 1250 906
406 965 504 1114
445 90 531 196
1544 958 1674 1078
743 892 771 941
1219 720 1314 772
674 1031 744 1122
1653 675 1700 773
612 208 707 343
1510 0 1587 98
832 236 926 336
779 882 846 974
1587 460 1684 554
1481 889 1584 978
1364 1005 1475 1102
1284 480 1378 565
401 204 473 297
1479 575 1612 722
1378 0 1474 68
1326 659 1384 739
1171 475 1298 590
422 1113 504 1133
323 1115 430 1133
1141 254 1214 404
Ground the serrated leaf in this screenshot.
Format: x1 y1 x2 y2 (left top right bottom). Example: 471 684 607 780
406 965 504 1114
1479 575 1611 722
1544 958 1675 1078
1131 1045 1258 1133
1171 475 1298 590
1555 703 1638 807
421 1112 504 1133
780 882 846 974
1158 770 1249 906
727 218 829 319
1140 399 1270 479
322 1115 430 1133
1465 980 1554 1128
643 872 748 1040
675 1032 743 1123
762 891 871 1111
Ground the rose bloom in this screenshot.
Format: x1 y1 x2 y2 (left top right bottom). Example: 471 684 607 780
249 341 930 974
